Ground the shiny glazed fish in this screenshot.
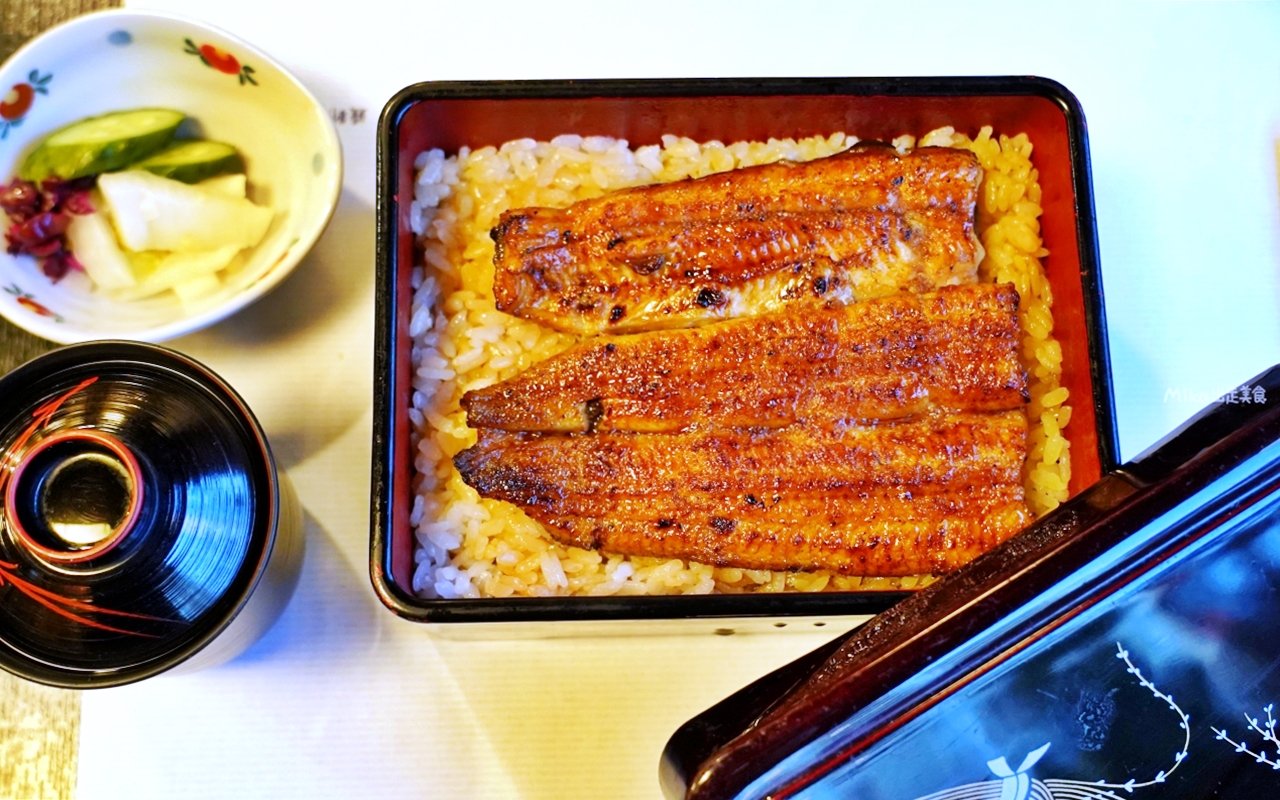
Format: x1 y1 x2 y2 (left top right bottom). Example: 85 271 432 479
462 283 1025 433
490 145 984 335
454 411 1030 576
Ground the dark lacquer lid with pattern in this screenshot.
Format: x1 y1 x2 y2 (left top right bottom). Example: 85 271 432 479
664 365 1280 799
0 342 302 688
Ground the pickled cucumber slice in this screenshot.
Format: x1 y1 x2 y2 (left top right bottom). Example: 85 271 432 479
19 109 186 182
135 140 244 184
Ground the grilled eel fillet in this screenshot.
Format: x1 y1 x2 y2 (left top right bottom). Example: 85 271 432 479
454 412 1030 576
462 283 1025 433
490 144 984 335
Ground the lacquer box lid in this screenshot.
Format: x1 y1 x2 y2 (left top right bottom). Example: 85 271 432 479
664 365 1280 799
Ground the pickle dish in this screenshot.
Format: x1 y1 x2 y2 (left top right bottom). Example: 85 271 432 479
0 9 341 344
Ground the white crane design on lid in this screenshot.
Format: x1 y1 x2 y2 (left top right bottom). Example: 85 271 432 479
910 643 1190 800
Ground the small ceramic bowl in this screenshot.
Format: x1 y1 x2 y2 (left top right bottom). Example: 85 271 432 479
0 10 342 343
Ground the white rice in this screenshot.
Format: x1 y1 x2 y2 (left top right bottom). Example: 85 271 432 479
407 128 1070 599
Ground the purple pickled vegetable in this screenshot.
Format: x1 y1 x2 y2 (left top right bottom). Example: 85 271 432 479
1 175 98 282
40 249 84 281
0 178 41 218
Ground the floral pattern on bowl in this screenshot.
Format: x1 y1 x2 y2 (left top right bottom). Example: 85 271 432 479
0 70 52 139
4 283 63 322
183 38 257 86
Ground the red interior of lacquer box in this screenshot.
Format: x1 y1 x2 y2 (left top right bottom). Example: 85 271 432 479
387 92 1104 593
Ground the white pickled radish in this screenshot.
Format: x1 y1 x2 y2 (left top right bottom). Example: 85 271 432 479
63 201 135 289
98 169 271 252
196 173 248 198
114 245 239 300
172 272 222 305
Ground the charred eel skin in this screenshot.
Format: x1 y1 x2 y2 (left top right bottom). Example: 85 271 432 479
462 283 1026 434
455 411 1030 576
490 145 984 335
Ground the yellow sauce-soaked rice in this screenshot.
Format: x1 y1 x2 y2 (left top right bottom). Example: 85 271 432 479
407 128 1071 599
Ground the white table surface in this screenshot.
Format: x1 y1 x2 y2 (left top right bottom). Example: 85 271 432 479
76 2 1280 798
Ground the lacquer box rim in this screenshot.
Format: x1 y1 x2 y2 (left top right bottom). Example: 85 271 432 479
370 75 1118 624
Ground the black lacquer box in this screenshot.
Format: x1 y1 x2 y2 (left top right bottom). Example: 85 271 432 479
372 76 1117 626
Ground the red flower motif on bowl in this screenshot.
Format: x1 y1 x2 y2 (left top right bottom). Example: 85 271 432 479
0 70 51 138
4 283 63 322
184 38 257 86
199 44 240 75
0 85 33 120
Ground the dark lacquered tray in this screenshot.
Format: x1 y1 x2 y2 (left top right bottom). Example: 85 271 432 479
371 76 1117 625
